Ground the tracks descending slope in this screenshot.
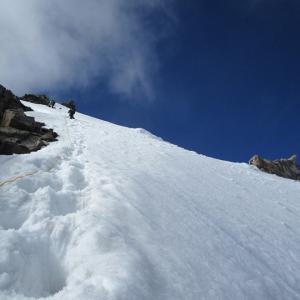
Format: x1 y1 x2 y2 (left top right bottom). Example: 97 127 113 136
0 105 93 299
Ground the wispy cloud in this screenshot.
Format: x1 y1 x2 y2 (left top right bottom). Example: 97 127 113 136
0 0 172 100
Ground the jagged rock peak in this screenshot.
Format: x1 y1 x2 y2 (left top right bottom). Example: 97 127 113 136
249 154 300 181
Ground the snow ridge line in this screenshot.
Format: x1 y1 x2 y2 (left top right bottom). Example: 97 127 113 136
0 117 73 188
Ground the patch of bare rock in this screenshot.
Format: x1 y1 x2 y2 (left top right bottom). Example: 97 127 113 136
249 154 300 181
0 84 58 155
19 93 51 106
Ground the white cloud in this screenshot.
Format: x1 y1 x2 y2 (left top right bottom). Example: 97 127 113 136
0 0 171 99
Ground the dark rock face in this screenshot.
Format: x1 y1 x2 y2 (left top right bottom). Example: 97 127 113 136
61 100 75 110
1 109 44 131
19 94 50 106
0 84 31 121
249 154 300 181
0 127 43 154
0 85 58 155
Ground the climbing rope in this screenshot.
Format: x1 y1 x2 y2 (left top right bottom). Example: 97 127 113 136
0 117 74 188
0 170 39 187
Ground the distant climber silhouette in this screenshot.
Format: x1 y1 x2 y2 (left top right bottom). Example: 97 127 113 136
68 108 75 119
65 100 76 119
48 100 55 108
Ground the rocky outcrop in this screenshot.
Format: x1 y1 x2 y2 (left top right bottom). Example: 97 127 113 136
249 154 300 181
19 94 51 106
0 127 50 154
0 85 58 155
0 84 31 120
1 109 44 131
61 100 75 110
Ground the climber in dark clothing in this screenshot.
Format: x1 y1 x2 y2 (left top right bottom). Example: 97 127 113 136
67 100 76 119
68 108 75 119
68 101 75 111
48 100 55 108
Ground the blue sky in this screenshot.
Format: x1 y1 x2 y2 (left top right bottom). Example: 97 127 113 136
74 0 300 162
1 0 300 162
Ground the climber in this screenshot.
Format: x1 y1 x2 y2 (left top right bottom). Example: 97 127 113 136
68 108 75 119
68 100 75 111
48 100 55 108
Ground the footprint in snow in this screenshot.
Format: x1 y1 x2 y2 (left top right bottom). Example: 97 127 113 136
65 166 88 191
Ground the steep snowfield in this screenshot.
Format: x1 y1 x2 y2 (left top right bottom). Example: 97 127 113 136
1 103 300 300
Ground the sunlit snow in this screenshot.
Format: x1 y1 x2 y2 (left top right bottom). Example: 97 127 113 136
1 102 300 299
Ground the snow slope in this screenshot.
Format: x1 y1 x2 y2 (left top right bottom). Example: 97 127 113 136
1 102 300 300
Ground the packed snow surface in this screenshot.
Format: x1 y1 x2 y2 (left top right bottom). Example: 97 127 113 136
1 103 300 300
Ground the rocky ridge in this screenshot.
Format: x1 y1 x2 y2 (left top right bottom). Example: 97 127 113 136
249 154 300 181
0 84 58 155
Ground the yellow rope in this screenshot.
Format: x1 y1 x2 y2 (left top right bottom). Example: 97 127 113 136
0 170 39 187
0 117 73 188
